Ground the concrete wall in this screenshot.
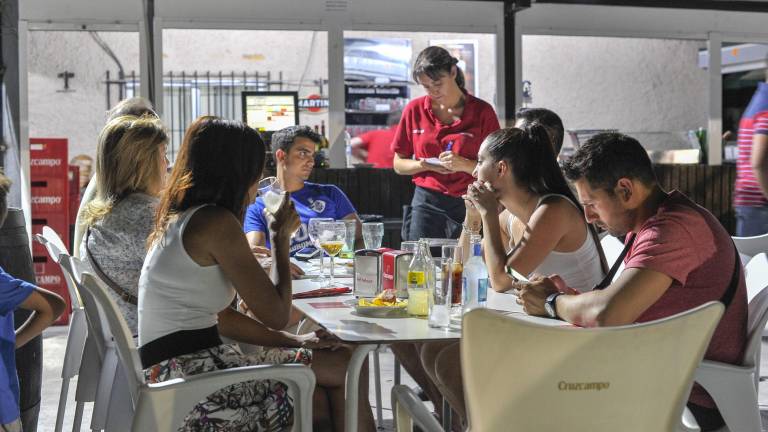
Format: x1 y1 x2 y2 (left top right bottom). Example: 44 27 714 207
28 30 708 160
522 35 709 150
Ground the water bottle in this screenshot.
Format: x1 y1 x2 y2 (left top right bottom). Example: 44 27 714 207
463 235 488 312
344 130 353 168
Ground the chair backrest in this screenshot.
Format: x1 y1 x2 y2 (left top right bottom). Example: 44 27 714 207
42 226 69 256
77 271 144 403
460 303 723 432
600 234 625 282
59 255 109 355
743 253 768 370
732 233 768 260
35 227 81 309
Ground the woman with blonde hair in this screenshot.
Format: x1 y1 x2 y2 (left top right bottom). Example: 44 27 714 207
80 114 168 335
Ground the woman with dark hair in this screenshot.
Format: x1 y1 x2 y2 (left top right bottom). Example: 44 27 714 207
422 124 607 427
392 45 500 242
139 116 374 431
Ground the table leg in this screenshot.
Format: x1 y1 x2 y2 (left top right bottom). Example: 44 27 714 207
345 344 377 432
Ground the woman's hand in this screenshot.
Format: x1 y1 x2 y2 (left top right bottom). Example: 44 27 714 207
439 151 475 174
295 329 343 350
419 159 453 175
465 181 498 217
266 193 301 240
462 196 482 231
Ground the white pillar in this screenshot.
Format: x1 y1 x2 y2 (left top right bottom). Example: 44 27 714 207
707 32 722 166
326 19 346 168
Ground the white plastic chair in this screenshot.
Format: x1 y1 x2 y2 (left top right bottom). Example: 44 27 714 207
688 256 768 432
35 227 90 432
732 233 768 262
75 268 316 431
393 304 724 432
600 234 626 282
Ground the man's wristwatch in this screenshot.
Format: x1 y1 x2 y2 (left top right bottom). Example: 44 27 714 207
544 292 563 319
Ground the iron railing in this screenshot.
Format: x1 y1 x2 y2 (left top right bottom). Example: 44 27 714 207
105 70 326 159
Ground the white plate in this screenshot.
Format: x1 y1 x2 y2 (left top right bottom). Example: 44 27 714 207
344 298 408 318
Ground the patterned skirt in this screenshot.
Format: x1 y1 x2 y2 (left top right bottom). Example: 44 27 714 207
143 343 312 432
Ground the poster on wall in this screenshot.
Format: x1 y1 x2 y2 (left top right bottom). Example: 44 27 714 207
429 40 479 96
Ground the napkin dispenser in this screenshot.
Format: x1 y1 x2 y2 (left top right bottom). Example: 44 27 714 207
382 250 413 298
354 249 383 298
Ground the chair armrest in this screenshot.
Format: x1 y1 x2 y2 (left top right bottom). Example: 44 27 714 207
134 364 315 432
391 385 443 432
695 360 754 383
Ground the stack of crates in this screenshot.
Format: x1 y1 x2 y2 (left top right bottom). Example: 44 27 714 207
30 138 71 325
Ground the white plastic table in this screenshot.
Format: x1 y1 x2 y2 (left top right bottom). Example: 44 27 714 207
291 273 562 432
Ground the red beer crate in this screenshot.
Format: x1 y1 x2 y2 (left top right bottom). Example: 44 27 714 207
31 179 68 215
32 255 70 325
30 138 68 178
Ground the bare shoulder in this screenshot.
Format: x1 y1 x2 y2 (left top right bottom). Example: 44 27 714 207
532 195 582 226
183 206 244 261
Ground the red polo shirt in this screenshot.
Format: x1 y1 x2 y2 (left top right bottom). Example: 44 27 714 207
392 93 500 197
358 128 396 168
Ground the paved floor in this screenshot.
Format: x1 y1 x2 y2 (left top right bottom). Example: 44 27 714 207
37 326 768 431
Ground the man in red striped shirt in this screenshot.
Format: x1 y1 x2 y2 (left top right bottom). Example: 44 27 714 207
734 74 768 236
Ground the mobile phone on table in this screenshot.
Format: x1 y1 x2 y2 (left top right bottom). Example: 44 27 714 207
506 266 530 283
295 246 322 261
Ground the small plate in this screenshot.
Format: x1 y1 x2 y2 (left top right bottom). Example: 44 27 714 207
345 298 408 318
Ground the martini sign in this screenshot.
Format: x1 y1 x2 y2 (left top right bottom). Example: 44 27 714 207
299 94 329 113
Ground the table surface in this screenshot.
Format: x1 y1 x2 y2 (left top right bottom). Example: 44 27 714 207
292 258 562 344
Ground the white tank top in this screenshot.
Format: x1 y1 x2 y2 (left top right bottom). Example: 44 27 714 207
507 194 604 292
138 204 236 346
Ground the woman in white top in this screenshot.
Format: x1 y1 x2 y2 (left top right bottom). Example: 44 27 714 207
423 124 607 427
139 116 374 432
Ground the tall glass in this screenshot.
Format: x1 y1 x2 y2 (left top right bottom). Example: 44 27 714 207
340 219 357 259
308 217 333 282
257 176 285 213
362 222 384 249
429 257 451 328
442 244 464 329
318 221 346 287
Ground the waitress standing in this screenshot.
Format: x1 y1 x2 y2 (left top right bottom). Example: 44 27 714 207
393 46 500 241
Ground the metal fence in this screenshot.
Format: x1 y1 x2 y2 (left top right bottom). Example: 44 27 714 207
105 70 325 159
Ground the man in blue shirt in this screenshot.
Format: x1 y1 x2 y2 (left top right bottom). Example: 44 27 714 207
245 126 361 259
0 174 65 431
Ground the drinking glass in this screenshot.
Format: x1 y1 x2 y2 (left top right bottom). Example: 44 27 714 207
257 176 285 213
442 245 464 329
362 222 384 249
308 217 333 282
317 221 346 287
340 219 357 259
429 257 452 328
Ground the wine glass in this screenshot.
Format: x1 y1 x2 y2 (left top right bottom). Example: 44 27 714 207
317 221 346 287
257 176 285 214
308 217 333 282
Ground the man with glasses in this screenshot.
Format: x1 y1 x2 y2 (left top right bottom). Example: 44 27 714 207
245 125 361 257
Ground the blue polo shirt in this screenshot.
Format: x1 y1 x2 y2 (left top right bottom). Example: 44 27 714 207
0 268 35 424
244 182 357 255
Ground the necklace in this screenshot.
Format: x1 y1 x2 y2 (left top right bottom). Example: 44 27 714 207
439 95 465 114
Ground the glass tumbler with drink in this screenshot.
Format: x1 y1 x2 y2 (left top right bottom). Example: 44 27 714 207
362 222 384 249
317 221 347 287
429 251 456 328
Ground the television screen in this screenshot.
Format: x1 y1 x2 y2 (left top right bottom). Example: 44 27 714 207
241 91 299 132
